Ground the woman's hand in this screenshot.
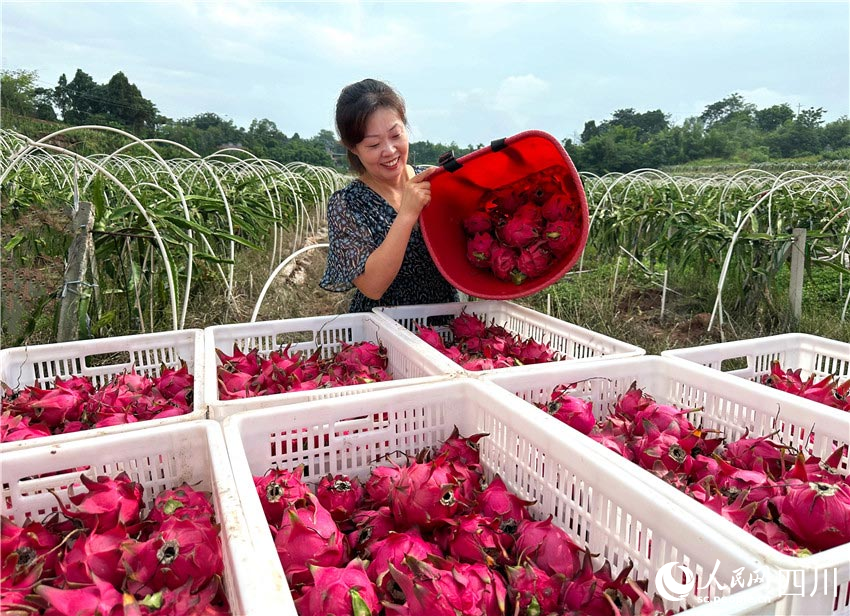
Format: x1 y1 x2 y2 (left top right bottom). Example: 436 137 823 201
397 166 438 221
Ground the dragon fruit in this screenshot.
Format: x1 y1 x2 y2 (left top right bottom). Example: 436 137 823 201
365 530 441 596
363 465 402 508
435 513 514 566
467 232 496 268
148 484 216 525
295 559 380 616
346 506 395 552
316 474 364 522
389 456 462 530
463 211 493 234
779 481 850 552
435 425 487 466
505 563 565 616
516 241 553 278
255 466 310 525
387 556 507 616
514 516 581 579
489 244 519 281
543 219 578 257
476 475 534 533
37 575 125 616
538 385 595 435
541 193 571 221
59 472 144 534
57 526 128 587
498 213 540 249
275 494 348 586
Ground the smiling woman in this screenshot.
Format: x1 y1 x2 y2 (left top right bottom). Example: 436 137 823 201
320 78 459 312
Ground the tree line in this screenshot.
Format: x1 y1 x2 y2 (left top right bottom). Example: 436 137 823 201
2 69 848 174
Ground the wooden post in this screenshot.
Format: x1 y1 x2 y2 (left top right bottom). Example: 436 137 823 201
57 201 95 342
789 227 806 321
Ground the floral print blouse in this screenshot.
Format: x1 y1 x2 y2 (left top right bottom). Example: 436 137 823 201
320 167 458 313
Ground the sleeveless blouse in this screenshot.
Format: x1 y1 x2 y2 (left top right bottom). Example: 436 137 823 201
320 166 459 313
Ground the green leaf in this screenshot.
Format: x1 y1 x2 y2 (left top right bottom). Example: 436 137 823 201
3 233 25 251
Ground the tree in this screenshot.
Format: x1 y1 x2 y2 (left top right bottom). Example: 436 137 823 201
101 72 158 135
755 104 794 132
1 69 40 116
699 93 755 129
60 69 101 124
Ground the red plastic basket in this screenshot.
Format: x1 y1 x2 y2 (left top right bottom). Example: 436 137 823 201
420 130 589 300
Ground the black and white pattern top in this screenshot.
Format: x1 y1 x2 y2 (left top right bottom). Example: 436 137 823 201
320 166 459 313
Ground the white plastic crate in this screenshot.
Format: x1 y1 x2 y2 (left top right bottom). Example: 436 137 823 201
0 420 288 615
483 355 850 615
0 329 206 452
371 300 645 376
204 313 454 421
662 334 849 414
222 379 784 616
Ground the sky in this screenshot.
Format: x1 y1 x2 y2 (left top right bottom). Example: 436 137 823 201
1 0 848 147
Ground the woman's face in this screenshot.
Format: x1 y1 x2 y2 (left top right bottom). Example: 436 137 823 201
352 107 409 183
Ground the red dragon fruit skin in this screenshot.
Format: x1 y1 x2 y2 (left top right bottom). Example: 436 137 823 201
254 466 310 526
779 480 850 552
489 244 519 281
274 494 348 587
1 517 61 586
295 559 380 616
389 456 463 530
148 483 216 524
467 232 496 268
316 474 364 522
505 562 565 616
498 213 540 248
543 219 577 257
435 425 487 466
436 513 514 566
363 465 402 508
56 525 128 588
62 472 144 534
346 506 396 553
517 241 553 279
476 475 534 533
541 193 572 221
37 575 125 616
365 529 441 595
387 556 507 616
514 516 582 579
463 210 494 235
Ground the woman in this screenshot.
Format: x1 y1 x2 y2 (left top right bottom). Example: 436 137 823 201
320 78 459 312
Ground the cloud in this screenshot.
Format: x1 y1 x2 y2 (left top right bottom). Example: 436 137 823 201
599 2 753 39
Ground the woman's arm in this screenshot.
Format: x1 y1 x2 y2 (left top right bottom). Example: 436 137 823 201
353 168 436 299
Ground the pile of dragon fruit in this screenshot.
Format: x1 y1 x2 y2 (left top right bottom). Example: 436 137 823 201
463 168 582 285
537 382 850 555
255 427 672 616
761 361 849 412
0 364 194 443
216 341 390 400
415 311 561 371
0 473 228 615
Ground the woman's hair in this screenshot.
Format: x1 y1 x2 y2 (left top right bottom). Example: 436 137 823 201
335 78 407 174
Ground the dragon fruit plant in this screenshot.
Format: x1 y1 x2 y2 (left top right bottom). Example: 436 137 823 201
536 382 850 556
0 475 229 615
1 364 194 443
216 341 391 400
462 168 582 285
257 426 673 616
416 310 561 371
761 361 850 412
